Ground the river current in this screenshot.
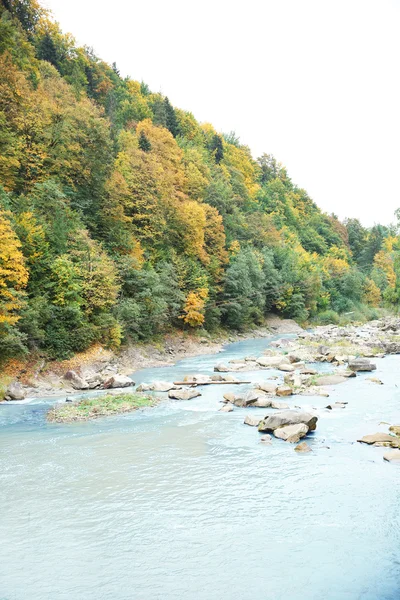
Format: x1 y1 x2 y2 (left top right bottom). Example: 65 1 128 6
1 334 400 600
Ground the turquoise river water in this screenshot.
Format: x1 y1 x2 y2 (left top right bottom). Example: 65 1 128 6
1 334 400 600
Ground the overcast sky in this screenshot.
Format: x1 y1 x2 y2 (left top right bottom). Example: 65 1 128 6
44 0 400 226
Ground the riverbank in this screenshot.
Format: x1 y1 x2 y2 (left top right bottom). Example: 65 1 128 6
0 316 302 401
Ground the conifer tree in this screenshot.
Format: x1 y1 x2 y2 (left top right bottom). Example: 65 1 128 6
138 130 152 152
164 97 179 137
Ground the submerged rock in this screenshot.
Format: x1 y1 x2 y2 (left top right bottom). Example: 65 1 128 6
367 377 383 385
168 389 201 401
295 441 312 453
219 404 233 412
383 450 400 463
260 434 272 444
274 423 309 443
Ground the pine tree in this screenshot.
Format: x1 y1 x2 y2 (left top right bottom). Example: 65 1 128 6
164 97 179 137
210 134 224 164
138 130 152 152
37 32 58 68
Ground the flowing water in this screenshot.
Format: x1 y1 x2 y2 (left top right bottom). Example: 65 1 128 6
1 335 400 600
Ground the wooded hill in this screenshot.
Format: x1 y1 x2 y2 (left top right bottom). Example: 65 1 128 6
0 0 398 361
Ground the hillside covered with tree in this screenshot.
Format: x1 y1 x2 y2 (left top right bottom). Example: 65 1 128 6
0 0 399 362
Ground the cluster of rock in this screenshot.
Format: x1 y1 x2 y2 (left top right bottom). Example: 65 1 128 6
358 427 400 463
296 317 400 357
64 370 135 391
244 409 317 447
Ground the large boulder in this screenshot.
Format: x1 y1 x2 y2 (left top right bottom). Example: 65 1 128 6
168 389 201 401
103 374 135 389
258 410 318 433
64 370 89 390
383 450 400 463
5 381 26 400
274 423 309 443
348 358 376 372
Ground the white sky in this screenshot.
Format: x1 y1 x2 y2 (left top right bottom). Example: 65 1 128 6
44 0 400 226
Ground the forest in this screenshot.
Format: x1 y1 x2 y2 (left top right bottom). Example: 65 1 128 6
0 0 399 362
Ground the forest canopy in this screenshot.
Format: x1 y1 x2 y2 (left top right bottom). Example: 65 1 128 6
0 0 398 361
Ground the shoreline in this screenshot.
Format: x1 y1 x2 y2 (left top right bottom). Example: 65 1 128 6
1 316 303 402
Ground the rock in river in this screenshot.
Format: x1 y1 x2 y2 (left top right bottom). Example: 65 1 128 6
274 423 309 443
383 450 400 463
219 404 233 413
295 441 312 453
5 382 26 400
103 374 135 389
64 370 89 390
168 389 201 401
258 410 317 433
348 358 376 372
276 386 292 397
389 425 400 436
315 375 347 386
244 415 262 427
357 433 400 447
256 381 278 394
137 381 177 392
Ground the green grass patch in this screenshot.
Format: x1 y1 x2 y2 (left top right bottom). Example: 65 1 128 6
47 392 157 423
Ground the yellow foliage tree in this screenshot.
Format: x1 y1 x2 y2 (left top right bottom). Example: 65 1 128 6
363 278 381 307
180 288 208 327
0 210 28 327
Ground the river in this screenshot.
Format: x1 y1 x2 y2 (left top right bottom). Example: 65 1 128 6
1 334 400 599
